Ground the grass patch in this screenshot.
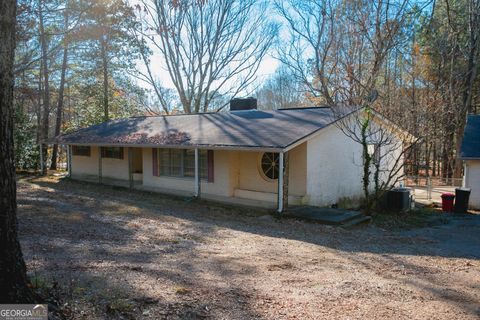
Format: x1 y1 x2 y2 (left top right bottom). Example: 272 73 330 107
371 207 450 230
175 287 192 295
29 274 50 290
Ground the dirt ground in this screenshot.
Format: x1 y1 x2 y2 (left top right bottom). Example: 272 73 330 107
17 175 480 319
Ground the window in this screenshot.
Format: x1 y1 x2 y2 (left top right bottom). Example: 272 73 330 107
154 149 211 180
260 152 279 180
101 147 124 159
72 146 91 157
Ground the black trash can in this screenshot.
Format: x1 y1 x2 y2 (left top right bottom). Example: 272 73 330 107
454 188 471 213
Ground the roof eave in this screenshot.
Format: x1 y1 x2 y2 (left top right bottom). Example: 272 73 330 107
59 141 284 153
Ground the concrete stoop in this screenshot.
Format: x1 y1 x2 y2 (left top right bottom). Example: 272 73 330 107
284 206 371 227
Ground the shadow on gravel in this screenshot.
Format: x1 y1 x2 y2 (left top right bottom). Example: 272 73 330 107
18 175 480 318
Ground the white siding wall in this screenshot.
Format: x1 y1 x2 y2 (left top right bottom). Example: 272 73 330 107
101 148 129 180
465 160 480 209
235 145 307 198
71 146 129 181
71 146 99 179
305 119 405 207
306 125 364 206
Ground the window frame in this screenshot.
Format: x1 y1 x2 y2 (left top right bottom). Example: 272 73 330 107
154 148 211 181
71 145 91 157
101 147 124 160
259 152 280 181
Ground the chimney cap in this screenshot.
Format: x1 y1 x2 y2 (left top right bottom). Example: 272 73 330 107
230 97 257 111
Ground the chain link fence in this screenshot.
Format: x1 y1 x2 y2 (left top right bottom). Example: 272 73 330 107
405 176 463 202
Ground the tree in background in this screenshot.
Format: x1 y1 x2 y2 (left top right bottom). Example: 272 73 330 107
13 0 146 171
0 0 35 302
256 66 305 110
73 0 141 122
137 0 277 113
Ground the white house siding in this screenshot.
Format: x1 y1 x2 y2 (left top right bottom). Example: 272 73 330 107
71 146 99 180
305 116 406 208
465 160 480 209
70 146 130 182
233 145 307 203
101 148 129 180
237 152 277 193
306 124 364 207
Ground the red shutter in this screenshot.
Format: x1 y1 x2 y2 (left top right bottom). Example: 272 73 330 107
152 148 158 176
207 150 214 183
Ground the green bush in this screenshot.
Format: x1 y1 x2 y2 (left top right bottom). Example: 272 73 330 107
14 106 39 169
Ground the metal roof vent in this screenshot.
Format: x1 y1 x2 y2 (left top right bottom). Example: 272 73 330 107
230 97 257 111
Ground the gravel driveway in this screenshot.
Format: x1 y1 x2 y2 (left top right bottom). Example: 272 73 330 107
17 176 480 319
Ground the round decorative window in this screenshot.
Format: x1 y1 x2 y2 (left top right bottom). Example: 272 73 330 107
260 152 279 180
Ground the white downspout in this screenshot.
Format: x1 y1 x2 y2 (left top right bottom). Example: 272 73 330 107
194 148 200 197
277 151 284 213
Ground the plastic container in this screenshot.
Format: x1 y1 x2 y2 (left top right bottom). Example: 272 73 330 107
441 193 455 212
454 188 471 213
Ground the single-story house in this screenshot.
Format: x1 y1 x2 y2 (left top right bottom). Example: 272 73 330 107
460 114 480 209
55 100 407 212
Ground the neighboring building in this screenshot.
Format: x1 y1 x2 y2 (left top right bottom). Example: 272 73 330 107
460 115 480 209
56 100 407 211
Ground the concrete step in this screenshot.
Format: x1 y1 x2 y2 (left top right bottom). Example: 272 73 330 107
341 215 371 228
285 206 364 225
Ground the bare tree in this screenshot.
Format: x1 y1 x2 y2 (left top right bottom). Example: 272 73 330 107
50 2 70 170
38 0 51 175
275 0 338 105
137 0 277 113
277 0 418 212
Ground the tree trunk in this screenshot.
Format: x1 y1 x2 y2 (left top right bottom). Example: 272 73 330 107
39 0 50 175
0 0 35 302
50 10 69 170
100 39 109 121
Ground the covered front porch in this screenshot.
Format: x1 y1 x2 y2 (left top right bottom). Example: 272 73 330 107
66 143 308 212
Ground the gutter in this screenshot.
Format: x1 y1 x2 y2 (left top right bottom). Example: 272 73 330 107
53 141 284 153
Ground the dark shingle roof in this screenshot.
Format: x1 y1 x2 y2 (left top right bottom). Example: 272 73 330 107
460 115 480 159
56 108 342 150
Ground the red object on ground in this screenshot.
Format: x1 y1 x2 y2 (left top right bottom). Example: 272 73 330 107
441 193 455 212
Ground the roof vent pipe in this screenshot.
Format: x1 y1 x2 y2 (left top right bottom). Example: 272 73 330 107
230 97 257 111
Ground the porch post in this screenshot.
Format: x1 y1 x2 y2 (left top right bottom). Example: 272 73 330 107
194 148 200 197
98 147 102 184
39 144 44 174
128 147 134 189
283 151 289 210
277 152 284 213
67 145 72 177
